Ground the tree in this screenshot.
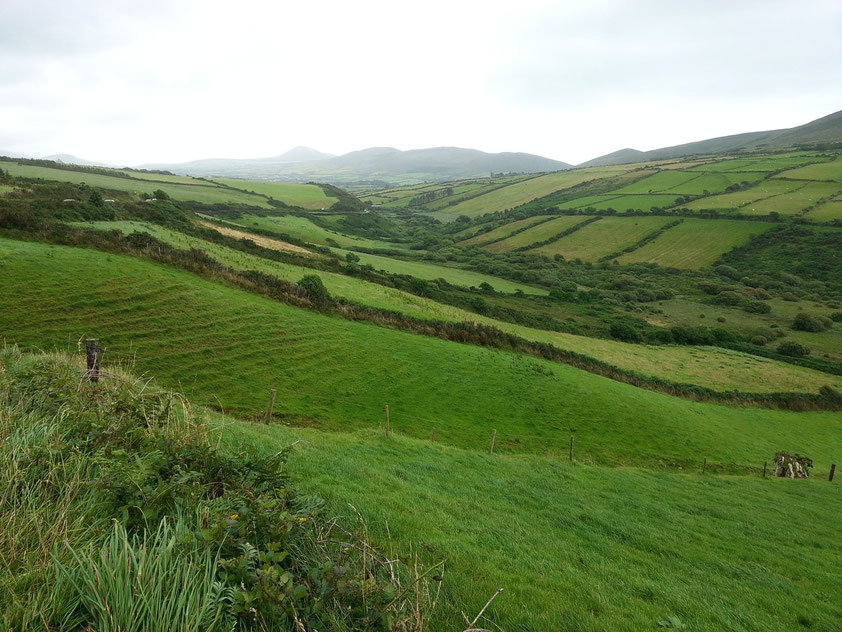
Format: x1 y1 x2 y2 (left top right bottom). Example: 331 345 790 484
88 189 104 207
297 275 330 305
345 252 360 264
153 189 171 200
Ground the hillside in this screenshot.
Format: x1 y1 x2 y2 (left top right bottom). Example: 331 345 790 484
581 108 842 166
145 146 571 185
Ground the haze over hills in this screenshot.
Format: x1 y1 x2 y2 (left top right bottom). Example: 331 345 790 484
141 146 572 185
42 153 114 167
581 108 842 166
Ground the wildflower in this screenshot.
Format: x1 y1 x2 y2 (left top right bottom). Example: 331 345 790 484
230 513 238 520
299 517 307 522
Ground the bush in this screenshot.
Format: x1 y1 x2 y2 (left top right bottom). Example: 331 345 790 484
792 313 828 332
830 312 842 322
777 341 811 357
609 322 643 343
751 336 768 346
714 264 740 280
345 251 360 263
742 300 771 314
297 274 331 304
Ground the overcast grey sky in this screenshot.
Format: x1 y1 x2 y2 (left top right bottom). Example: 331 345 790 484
1 0 840 165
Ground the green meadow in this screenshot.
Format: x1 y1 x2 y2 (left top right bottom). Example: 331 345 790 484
531 216 675 261
222 213 400 249
805 198 842 222
457 215 552 246
740 181 842 216
210 178 338 209
483 215 587 252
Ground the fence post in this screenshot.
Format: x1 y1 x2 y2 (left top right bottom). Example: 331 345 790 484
568 435 574 462
762 461 767 478
85 339 101 382
385 404 390 438
829 464 836 482
488 429 496 454
702 458 707 475
264 389 277 424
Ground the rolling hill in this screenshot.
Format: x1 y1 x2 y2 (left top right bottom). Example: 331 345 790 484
581 108 842 166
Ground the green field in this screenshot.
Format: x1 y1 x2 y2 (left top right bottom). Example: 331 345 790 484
210 178 338 209
693 153 823 172
222 213 399 249
805 198 842 222
684 179 804 211
484 215 588 252
616 219 774 269
434 167 632 219
0 161 273 208
578 194 683 212
228 421 842 632
773 155 842 181
115 169 202 184
2 238 841 468
611 170 701 194
0 185 13 194
458 215 552 246
532 216 675 261
740 181 842 215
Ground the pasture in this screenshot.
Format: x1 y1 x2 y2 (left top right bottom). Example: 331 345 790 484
616 219 774 269
210 177 338 209
773 155 842 181
483 215 588 252
684 179 804 211
222 213 399 249
740 181 842 215
457 215 553 246
2 238 841 467
531 216 675 261
577 193 682 212
805 199 842 222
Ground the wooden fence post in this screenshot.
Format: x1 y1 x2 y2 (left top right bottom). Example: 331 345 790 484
264 389 277 424
85 339 101 382
762 461 767 478
568 435 574 462
488 429 496 454
385 404 390 438
702 458 707 475
829 464 836 482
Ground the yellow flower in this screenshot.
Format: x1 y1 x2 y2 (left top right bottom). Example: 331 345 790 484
299 517 307 522
230 513 238 520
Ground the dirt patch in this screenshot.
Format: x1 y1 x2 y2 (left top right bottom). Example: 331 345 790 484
198 220 316 256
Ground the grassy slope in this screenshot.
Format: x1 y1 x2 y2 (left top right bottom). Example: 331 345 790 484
457 215 552 246
0 161 272 208
616 219 774 269
484 216 587 252
28 228 842 394
433 168 632 219
2 238 841 469
805 199 842 221
226 421 842 632
532 216 675 261
210 178 338 210
772 155 842 181
222 214 399 249
740 181 842 216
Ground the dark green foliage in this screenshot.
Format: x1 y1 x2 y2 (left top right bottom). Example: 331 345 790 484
751 336 768 346
153 188 171 200
88 189 104 207
345 251 360 263
714 264 740 280
742 300 772 314
297 274 331 304
778 341 811 357
830 311 842 322
792 313 830 332
609 322 643 343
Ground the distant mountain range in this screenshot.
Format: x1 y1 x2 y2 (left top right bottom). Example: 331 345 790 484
581 109 842 167
140 146 572 185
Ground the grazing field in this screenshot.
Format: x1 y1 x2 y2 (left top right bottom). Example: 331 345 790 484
616 219 774 269
694 153 824 172
2 238 841 468
229 421 842 632
0 160 273 208
611 170 700 194
433 167 632 219
684 179 804 211
458 215 552 246
114 169 202 184
6 235 841 396
532 216 675 261
740 181 842 215
773 155 842 181
804 198 842 222
578 193 683 211
0 185 14 194
195 220 315 254
210 178 338 209
483 215 588 252
222 213 399 249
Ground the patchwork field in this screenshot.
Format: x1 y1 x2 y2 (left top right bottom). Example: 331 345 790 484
0 160 273 208
575 193 683 212
458 215 553 246
531 216 675 261
740 181 842 215
616 219 774 269
683 179 804 211
2 238 841 468
483 215 588 252
805 198 842 222
210 178 338 209
773 155 842 181
221 213 400 249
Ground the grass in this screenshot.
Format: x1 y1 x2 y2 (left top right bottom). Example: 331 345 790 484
484 216 588 252
0 185 14 194
210 178 338 209
8 233 841 396
611 171 701 194
433 167 632 219
579 194 683 212
2 238 841 463
773 155 842 181
805 199 842 222
616 219 774 269
684 179 804 211
222 213 399 249
740 181 842 216
227 420 842 632
0 161 273 208
457 215 552 246
531 216 675 261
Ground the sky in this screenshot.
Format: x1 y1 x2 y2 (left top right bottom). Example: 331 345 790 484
1 0 841 166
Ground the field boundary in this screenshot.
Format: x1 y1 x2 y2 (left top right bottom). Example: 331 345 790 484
514 216 601 252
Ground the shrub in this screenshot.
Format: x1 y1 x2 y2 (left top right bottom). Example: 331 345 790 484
345 251 360 263
742 300 771 314
751 336 768 346
609 322 643 343
715 264 740 280
792 313 828 332
297 274 330 304
830 312 842 322
777 341 811 357
710 291 742 306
